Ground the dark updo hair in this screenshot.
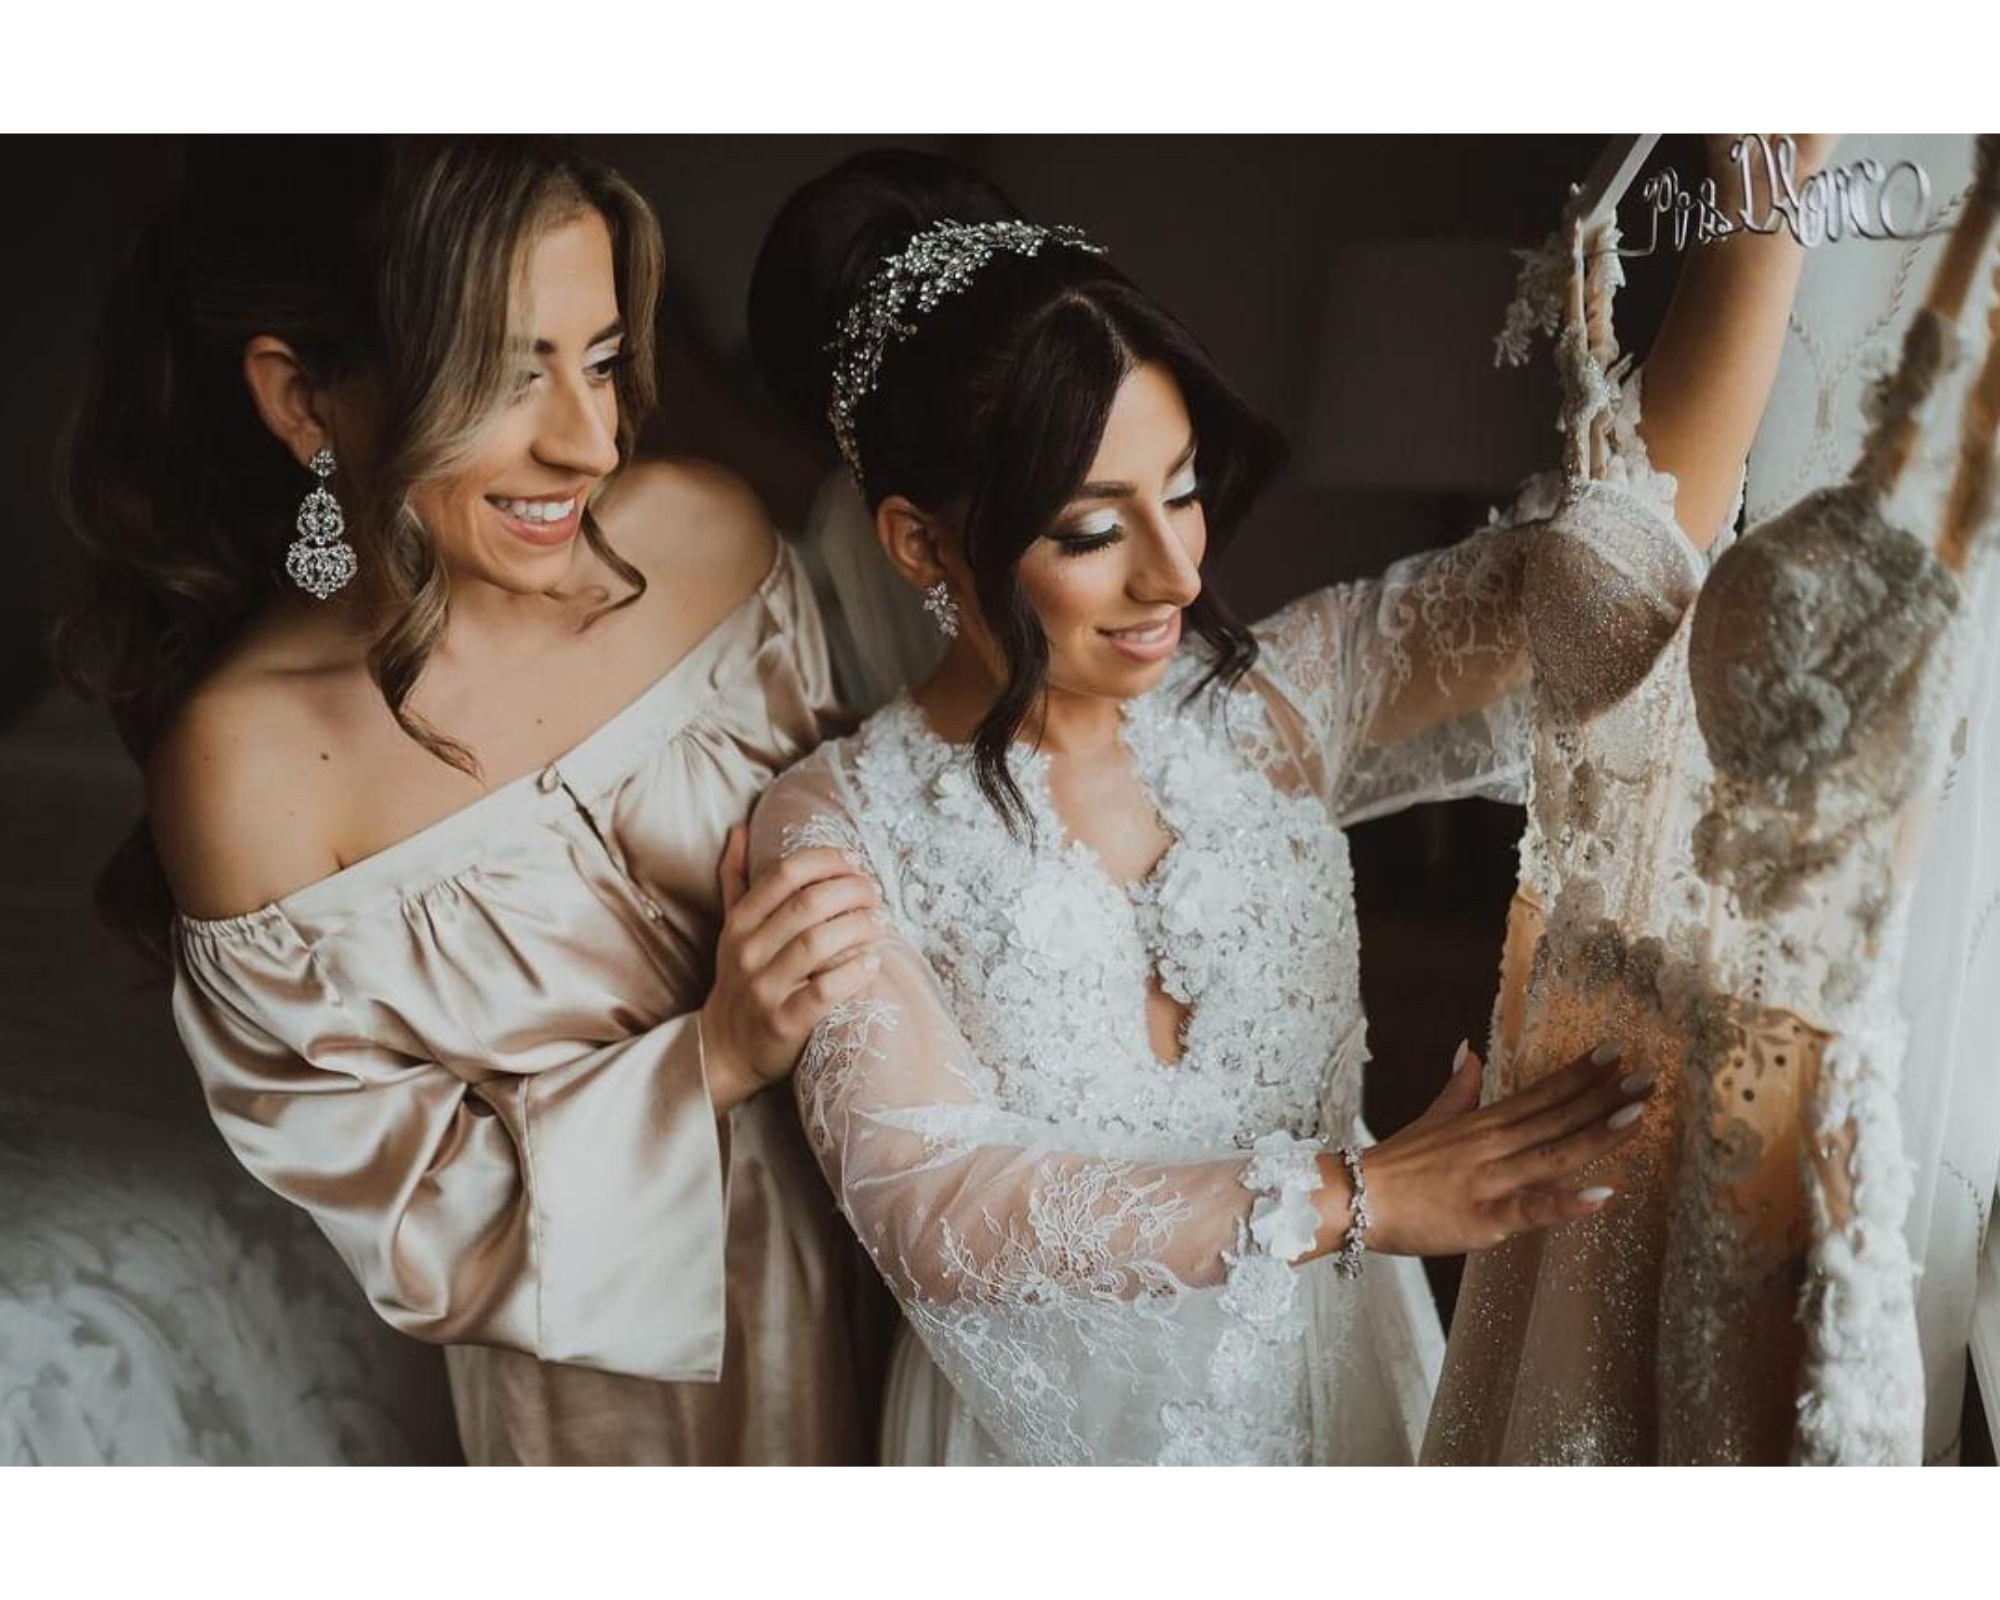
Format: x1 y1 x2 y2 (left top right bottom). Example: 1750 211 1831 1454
54 135 664 959
748 149 1287 833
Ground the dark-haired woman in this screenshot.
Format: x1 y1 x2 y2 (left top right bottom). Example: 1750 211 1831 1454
742 145 1818 1463
56 137 874 1464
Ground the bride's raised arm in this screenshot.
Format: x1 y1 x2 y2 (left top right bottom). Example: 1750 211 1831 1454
1249 526 1536 826
1635 135 1831 547
1253 136 1832 823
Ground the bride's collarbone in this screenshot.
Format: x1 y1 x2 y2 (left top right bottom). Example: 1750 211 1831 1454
1038 746 1176 890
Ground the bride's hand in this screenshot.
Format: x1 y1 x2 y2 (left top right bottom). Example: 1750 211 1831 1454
1334 1040 1656 1258
700 827 885 1112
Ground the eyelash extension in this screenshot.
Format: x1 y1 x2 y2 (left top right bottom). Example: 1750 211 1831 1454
1054 530 1121 557
1051 486 1202 556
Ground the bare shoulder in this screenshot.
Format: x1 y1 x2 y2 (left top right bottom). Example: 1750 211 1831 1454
595 457 779 624
146 643 351 922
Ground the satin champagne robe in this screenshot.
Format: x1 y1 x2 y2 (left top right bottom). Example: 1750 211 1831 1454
169 542 870 1464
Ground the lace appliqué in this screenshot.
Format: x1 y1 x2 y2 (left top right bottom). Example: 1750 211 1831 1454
775 663 1403 1462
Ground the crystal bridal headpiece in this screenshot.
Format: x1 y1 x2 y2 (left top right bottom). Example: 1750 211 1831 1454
826 218 1109 487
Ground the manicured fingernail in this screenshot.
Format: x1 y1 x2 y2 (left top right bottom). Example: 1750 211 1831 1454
1452 1038 1472 1074
1618 1071 1656 1096
1590 1041 1625 1066
1579 1185 1616 1204
1607 1102 1646 1131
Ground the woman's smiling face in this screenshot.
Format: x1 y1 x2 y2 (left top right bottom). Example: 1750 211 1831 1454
406 209 628 594
991 359 1207 703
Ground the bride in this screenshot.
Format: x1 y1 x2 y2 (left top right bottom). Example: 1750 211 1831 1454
741 150 1803 1465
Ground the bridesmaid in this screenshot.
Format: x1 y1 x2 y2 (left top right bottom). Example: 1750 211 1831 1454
53 136 879 1464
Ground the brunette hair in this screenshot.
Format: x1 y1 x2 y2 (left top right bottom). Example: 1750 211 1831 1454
749 149 1286 831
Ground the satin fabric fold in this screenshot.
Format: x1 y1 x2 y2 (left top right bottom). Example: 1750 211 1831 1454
170 540 873 1463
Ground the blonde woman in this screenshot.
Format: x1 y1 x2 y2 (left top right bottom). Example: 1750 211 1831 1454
56 136 875 1464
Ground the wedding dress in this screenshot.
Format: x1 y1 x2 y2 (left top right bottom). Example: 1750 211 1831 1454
748 530 1538 1464
1743 135 2000 1465
1427 136 2000 1465
1423 218 1741 1464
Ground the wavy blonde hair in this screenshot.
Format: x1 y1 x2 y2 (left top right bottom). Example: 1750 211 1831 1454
54 136 665 958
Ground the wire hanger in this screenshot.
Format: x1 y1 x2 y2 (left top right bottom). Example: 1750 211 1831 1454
1563 135 1957 258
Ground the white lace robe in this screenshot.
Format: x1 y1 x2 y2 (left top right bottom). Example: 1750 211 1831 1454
747 532 1531 1464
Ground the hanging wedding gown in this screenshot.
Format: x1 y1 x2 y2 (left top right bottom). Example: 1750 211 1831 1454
1742 137 2000 1463
1427 135 2000 1465
1422 219 1743 1463
748 530 1539 1464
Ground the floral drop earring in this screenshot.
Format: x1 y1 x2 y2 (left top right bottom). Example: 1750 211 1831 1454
923 580 960 638
285 445 358 599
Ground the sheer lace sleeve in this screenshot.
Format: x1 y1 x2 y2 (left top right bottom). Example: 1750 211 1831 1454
172 918 730 1382
1252 523 1534 826
749 752 1335 1464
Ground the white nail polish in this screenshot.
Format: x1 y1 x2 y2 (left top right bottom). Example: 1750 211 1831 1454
1618 1071 1656 1096
1578 1185 1616 1204
1590 1041 1625 1066
1607 1102 1645 1131
1452 1039 1472 1074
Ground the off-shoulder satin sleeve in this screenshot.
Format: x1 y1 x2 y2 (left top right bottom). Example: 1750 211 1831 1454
173 912 730 1381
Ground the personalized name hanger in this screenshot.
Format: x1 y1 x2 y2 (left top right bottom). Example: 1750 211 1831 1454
1566 134 1953 256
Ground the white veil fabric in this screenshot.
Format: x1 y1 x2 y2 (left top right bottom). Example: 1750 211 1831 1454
791 472 947 719
1742 135 2000 1462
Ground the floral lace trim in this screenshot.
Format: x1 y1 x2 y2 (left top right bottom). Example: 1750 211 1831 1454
1793 1024 1925 1464
1237 1131 1325 1265
1155 1133 1327 1465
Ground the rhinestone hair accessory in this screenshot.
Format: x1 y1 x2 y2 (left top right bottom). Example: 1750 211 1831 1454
826 218 1109 487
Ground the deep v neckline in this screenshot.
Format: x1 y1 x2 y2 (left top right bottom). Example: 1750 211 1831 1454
893 689 1197 1069
895 688 1184 904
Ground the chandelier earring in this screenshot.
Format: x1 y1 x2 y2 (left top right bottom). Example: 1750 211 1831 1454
922 579 960 638
286 445 358 600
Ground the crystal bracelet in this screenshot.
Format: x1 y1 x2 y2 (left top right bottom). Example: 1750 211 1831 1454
1332 1144 1370 1280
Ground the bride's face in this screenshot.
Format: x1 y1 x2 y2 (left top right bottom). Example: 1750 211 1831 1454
1013 360 1207 701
